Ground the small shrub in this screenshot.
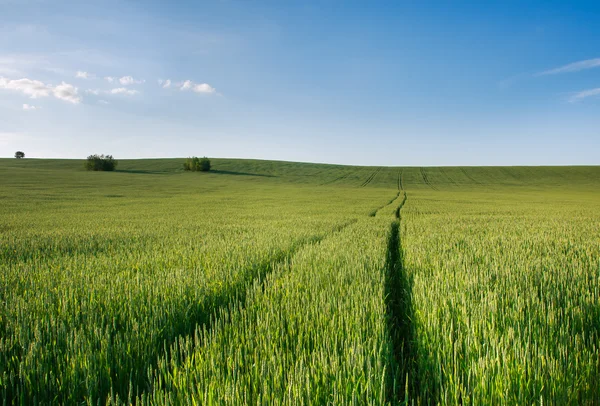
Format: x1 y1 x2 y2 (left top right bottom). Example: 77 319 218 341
199 157 211 172
183 157 198 171
85 154 117 171
14 151 25 159
184 157 211 172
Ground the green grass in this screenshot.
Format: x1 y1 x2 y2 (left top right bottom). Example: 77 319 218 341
137 213 402 405
0 158 397 404
0 158 599 405
401 187 600 404
3 158 599 188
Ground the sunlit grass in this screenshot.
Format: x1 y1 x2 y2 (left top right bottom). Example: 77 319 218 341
402 189 600 404
1 158 599 404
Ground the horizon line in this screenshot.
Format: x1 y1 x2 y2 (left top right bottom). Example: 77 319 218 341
1 156 599 168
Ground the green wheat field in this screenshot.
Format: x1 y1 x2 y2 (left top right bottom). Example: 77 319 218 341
1 158 599 405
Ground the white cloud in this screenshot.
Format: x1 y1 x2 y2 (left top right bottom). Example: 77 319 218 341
192 83 216 94
23 103 37 110
0 77 51 98
0 76 81 104
119 75 144 85
98 100 109 105
180 80 193 90
88 88 139 96
120 76 134 85
76 71 92 79
110 87 139 95
177 79 216 94
569 87 600 103
53 82 81 104
161 79 171 88
105 76 115 83
539 58 600 75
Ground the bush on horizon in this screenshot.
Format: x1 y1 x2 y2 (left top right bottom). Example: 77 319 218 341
85 154 117 171
183 156 211 172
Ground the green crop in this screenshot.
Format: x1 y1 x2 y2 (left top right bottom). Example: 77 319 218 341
136 211 403 405
1 158 598 405
402 188 600 404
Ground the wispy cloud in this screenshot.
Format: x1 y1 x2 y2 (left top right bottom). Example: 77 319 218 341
538 58 600 75
86 88 139 96
75 71 93 79
0 77 50 98
176 79 216 94
180 80 193 90
98 100 109 105
569 87 600 103
0 76 81 104
119 75 144 85
192 83 216 94
110 87 139 95
0 65 21 76
53 82 81 103
0 54 49 76
158 79 171 88
105 75 144 85
22 103 37 110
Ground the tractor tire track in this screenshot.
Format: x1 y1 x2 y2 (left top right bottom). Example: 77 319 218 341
361 167 382 187
398 169 404 191
440 168 459 187
384 191 418 404
136 188 409 404
370 191 401 217
123 218 359 404
320 170 354 186
370 169 404 217
420 167 438 191
320 173 348 186
460 167 481 185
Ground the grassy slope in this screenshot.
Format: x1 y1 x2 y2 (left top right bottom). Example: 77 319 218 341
1 158 599 404
1 158 400 404
2 157 599 190
401 191 600 404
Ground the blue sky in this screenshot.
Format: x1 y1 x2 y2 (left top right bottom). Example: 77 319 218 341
1 0 599 165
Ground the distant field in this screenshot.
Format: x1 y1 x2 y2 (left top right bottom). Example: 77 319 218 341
1 158 599 405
